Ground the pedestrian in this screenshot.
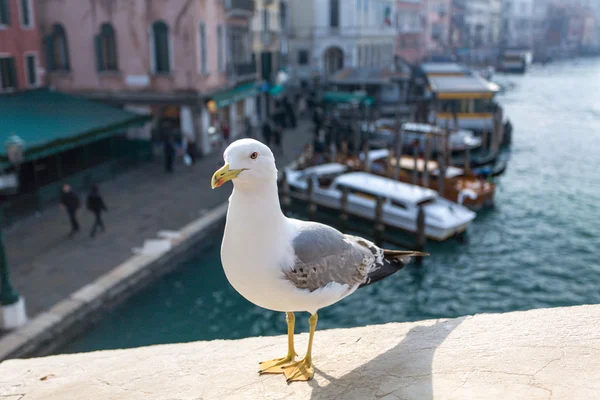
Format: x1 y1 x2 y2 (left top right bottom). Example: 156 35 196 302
262 120 272 147
221 121 231 153
273 124 284 155
244 116 253 138
163 135 175 173
184 137 197 166
87 184 107 238
60 184 80 238
283 98 297 129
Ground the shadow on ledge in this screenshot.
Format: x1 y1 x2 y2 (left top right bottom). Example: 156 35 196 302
308 317 465 399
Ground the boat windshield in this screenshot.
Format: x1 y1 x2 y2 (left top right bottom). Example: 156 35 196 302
416 198 436 207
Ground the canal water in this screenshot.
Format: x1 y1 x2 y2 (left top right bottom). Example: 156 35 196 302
59 59 600 354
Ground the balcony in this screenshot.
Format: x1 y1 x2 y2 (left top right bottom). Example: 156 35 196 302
227 61 257 81
223 0 255 14
259 30 278 48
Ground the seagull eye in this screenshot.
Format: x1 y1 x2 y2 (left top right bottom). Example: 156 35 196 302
250 152 258 160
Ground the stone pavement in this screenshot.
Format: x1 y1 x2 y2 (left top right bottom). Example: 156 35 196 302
3 120 312 321
2 305 599 399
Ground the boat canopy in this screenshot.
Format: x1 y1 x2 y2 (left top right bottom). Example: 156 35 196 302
334 172 438 205
298 163 347 177
322 91 375 106
420 62 470 77
428 76 500 100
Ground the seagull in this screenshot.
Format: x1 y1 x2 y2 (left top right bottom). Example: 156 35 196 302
211 139 427 383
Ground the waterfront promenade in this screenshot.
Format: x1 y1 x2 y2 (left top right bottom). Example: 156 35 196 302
3 121 312 322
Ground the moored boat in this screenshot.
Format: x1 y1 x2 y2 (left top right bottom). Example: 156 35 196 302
285 165 476 241
343 149 496 210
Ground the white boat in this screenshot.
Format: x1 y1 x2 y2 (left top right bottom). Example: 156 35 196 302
285 164 476 241
364 121 481 152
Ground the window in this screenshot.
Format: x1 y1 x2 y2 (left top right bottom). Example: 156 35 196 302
44 24 70 71
297 49 309 65
217 25 224 71
0 57 18 91
279 2 287 30
262 9 270 31
0 0 9 26
20 0 33 28
199 22 208 74
329 0 339 28
25 53 37 86
151 21 171 73
391 200 407 210
95 23 118 71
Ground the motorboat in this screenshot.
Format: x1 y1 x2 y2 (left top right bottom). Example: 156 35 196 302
341 149 496 210
363 121 481 153
285 164 476 241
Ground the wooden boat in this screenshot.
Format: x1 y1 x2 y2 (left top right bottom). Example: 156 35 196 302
285 164 476 241
341 149 496 210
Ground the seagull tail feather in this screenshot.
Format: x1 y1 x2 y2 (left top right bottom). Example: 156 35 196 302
358 250 427 289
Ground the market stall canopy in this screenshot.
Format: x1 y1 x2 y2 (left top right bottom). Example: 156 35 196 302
0 89 151 163
322 91 375 106
210 82 258 109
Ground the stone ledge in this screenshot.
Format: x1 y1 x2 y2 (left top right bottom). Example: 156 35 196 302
1 305 599 400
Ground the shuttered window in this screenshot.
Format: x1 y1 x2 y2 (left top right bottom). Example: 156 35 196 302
95 23 118 71
0 57 18 91
152 21 171 73
199 22 208 74
25 54 37 86
0 0 10 26
44 24 71 71
20 0 32 27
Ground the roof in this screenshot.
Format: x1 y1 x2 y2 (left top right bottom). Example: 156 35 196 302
420 62 469 75
322 91 374 106
299 163 347 177
366 150 464 178
428 76 500 94
211 82 258 108
0 89 151 162
334 172 438 205
330 67 408 85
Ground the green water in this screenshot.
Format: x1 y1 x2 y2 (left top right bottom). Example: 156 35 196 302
60 59 600 354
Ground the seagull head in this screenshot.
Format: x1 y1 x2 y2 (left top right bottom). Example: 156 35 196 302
211 139 277 189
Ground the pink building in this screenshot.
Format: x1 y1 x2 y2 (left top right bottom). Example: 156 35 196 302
37 0 257 154
0 0 44 92
396 0 426 64
424 0 451 57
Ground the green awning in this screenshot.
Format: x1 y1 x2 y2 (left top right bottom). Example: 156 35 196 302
269 84 285 96
322 91 374 106
212 82 258 108
0 89 151 163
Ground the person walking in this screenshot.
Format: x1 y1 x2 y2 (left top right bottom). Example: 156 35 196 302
221 121 231 153
273 123 284 155
163 135 176 173
262 120 273 147
244 116 254 138
60 184 81 238
87 184 108 238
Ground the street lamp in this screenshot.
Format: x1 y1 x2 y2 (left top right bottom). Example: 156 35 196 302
0 134 27 330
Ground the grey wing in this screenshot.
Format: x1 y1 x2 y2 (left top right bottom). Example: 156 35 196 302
284 220 383 292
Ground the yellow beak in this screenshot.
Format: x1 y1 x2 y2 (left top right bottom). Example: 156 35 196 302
211 163 246 189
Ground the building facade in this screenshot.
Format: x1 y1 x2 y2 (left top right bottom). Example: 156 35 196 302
288 0 396 83
424 0 452 58
0 0 44 92
458 0 502 62
396 0 426 64
501 0 535 49
37 0 257 155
